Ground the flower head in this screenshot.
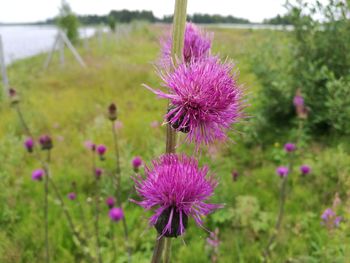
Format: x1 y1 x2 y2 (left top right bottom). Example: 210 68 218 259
132 156 143 172
24 138 34 153
108 103 117 121
97 144 107 160
300 165 311 175
293 95 304 107
84 140 96 151
276 166 289 178
146 57 244 148
32 169 44 181
95 168 103 178
232 170 239 182
39 135 53 150
321 208 335 221
132 154 220 238
106 197 116 208
67 192 76 200
160 22 212 67
284 143 296 153
109 207 124 222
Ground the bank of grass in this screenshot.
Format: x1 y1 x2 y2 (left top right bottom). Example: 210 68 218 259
0 24 349 263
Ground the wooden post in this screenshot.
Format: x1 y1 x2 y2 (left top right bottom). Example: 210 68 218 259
59 31 86 68
59 36 65 66
0 34 9 97
44 33 59 69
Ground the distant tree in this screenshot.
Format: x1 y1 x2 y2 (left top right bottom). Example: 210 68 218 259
263 13 294 25
57 0 79 43
108 15 116 32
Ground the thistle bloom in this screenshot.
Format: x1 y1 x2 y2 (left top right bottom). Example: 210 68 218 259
300 165 311 175
24 138 34 153
284 143 296 153
232 170 239 182
160 22 212 67
32 169 44 181
276 166 289 178
106 197 115 208
321 208 335 221
109 207 124 222
95 168 103 178
132 156 143 172
67 192 76 200
146 57 244 148
84 140 96 151
97 144 107 160
132 154 220 238
39 135 53 150
293 95 304 107
108 103 117 121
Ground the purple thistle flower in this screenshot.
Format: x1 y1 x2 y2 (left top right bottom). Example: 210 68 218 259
276 166 289 178
109 207 124 222
334 216 342 227
67 192 76 200
232 170 239 182
145 57 244 148
95 168 103 178
284 143 296 153
84 140 96 151
97 144 107 155
106 197 116 208
160 22 212 67
132 154 221 238
32 169 44 181
132 156 143 172
321 208 335 221
24 138 34 153
300 165 311 175
39 135 53 150
293 95 304 107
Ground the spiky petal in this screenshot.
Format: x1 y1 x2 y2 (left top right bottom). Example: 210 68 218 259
132 154 221 237
145 57 244 148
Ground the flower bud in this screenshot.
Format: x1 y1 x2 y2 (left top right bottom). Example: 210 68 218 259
39 135 53 150
108 103 118 121
67 192 76 200
32 169 44 181
97 144 107 160
132 156 143 173
9 88 20 104
24 138 34 153
109 207 124 222
106 197 115 208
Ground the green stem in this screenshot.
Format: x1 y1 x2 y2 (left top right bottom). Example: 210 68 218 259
152 1 187 263
111 121 132 263
163 238 172 263
44 151 50 263
151 237 165 263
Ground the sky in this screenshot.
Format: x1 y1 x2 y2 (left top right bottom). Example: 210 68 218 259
0 0 328 24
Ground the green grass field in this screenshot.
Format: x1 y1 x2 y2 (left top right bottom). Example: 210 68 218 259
0 24 349 262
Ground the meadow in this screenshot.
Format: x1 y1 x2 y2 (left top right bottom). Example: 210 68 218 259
0 22 349 263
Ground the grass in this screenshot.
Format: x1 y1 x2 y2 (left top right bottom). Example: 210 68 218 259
0 23 349 263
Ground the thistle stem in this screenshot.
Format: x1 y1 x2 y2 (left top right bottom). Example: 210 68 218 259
151 1 187 263
151 237 165 263
111 121 132 263
44 151 50 263
163 238 172 263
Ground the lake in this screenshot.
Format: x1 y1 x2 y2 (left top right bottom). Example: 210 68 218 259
0 25 95 65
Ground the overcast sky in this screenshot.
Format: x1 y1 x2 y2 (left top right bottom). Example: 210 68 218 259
0 0 326 24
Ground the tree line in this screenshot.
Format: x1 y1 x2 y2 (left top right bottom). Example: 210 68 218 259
44 9 250 25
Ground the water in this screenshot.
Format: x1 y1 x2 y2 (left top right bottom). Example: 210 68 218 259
0 25 95 65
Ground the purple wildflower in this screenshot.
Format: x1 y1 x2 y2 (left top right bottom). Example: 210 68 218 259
108 103 117 121
160 22 212 67
24 138 34 153
300 165 311 175
106 197 116 208
97 144 107 160
284 143 296 153
321 208 335 221
232 170 239 182
132 156 143 172
109 207 124 222
293 95 304 107
145 57 244 148
84 140 96 151
32 169 44 181
95 168 103 178
276 166 289 178
39 135 53 150
334 216 342 227
67 192 76 200
132 154 221 238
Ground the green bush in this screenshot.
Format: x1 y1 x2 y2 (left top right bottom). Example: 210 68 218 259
57 1 80 44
